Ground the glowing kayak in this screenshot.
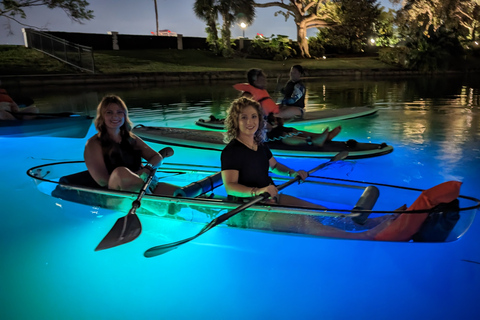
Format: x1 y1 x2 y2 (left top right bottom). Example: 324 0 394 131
0 113 93 138
27 161 479 242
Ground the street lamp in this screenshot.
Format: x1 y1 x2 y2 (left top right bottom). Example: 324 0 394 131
240 22 247 38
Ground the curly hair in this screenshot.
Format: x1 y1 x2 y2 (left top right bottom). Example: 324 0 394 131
224 97 266 144
94 95 134 142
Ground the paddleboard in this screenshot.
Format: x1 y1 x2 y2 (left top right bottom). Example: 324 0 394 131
195 106 378 130
133 125 393 159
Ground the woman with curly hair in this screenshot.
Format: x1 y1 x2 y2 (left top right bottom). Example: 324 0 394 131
220 97 402 237
221 97 323 207
84 95 176 194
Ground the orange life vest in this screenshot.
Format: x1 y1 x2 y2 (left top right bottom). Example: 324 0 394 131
233 83 279 115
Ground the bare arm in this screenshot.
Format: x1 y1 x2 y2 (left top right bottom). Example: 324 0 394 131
221 169 278 198
84 136 110 187
269 157 307 180
133 134 164 168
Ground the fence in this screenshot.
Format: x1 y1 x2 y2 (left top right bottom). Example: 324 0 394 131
22 28 95 73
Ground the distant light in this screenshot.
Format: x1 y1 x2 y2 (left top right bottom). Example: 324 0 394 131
370 38 375 44
240 22 247 29
475 41 479 46
322 56 326 59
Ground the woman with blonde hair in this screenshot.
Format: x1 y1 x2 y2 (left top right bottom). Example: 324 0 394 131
84 95 176 194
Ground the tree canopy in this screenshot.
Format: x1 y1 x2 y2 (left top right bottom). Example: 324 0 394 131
1 0 94 29
193 0 255 56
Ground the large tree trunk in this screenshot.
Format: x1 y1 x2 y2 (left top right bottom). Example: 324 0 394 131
297 21 310 58
221 15 233 57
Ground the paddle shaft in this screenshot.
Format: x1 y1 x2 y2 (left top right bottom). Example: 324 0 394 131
144 151 348 257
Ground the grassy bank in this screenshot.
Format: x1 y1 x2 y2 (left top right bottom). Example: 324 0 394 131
0 45 395 76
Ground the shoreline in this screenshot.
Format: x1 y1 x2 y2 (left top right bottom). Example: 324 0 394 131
1 68 479 87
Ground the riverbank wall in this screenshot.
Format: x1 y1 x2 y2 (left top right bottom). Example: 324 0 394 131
3 68 475 88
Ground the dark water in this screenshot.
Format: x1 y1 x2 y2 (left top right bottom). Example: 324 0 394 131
1 74 480 320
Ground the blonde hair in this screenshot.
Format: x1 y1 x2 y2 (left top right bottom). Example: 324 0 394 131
224 97 266 144
94 95 134 141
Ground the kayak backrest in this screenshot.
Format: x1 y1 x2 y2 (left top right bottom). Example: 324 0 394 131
350 186 380 225
173 172 223 198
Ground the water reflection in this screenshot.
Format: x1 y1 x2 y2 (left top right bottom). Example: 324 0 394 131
4 74 479 157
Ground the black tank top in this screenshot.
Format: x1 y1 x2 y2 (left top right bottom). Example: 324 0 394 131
100 137 142 174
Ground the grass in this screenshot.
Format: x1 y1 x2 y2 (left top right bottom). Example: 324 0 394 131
0 45 395 76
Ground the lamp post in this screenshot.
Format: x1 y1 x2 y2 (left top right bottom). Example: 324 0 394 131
240 22 247 38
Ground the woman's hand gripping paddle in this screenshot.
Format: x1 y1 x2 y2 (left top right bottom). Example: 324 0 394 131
95 147 174 251
144 151 348 258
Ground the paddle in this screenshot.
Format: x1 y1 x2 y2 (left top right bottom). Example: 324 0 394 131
95 147 174 251
144 151 349 258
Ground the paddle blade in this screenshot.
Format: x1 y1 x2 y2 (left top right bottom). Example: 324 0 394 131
95 215 142 251
144 244 178 257
144 234 200 257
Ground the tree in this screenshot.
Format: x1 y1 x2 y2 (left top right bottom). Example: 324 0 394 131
154 0 159 36
1 0 93 32
311 0 381 54
375 8 397 47
390 0 474 71
254 0 331 58
193 0 220 52
194 0 255 57
217 0 255 57
393 0 480 42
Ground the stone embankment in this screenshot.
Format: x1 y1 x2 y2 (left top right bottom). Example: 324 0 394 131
1 68 475 87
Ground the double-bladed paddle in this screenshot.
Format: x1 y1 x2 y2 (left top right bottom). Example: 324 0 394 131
95 147 174 251
144 151 349 258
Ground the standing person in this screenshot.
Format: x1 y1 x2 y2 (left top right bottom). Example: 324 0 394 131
281 64 307 108
84 95 177 195
234 68 340 147
220 97 396 238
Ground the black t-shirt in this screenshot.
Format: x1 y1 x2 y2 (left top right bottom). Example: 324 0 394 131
221 139 273 188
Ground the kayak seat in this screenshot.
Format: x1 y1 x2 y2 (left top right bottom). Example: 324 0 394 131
173 172 223 198
52 170 107 207
351 186 380 224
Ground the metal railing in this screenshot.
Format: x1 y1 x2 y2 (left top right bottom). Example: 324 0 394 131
22 28 95 73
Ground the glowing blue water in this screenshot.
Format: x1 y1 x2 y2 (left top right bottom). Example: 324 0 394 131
1 76 479 319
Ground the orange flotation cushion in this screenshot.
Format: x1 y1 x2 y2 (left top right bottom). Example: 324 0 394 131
374 181 462 242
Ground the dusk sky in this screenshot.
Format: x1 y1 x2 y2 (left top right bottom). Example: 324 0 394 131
0 0 398 45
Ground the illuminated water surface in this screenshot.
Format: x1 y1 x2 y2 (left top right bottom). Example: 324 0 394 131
1 75 479 319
